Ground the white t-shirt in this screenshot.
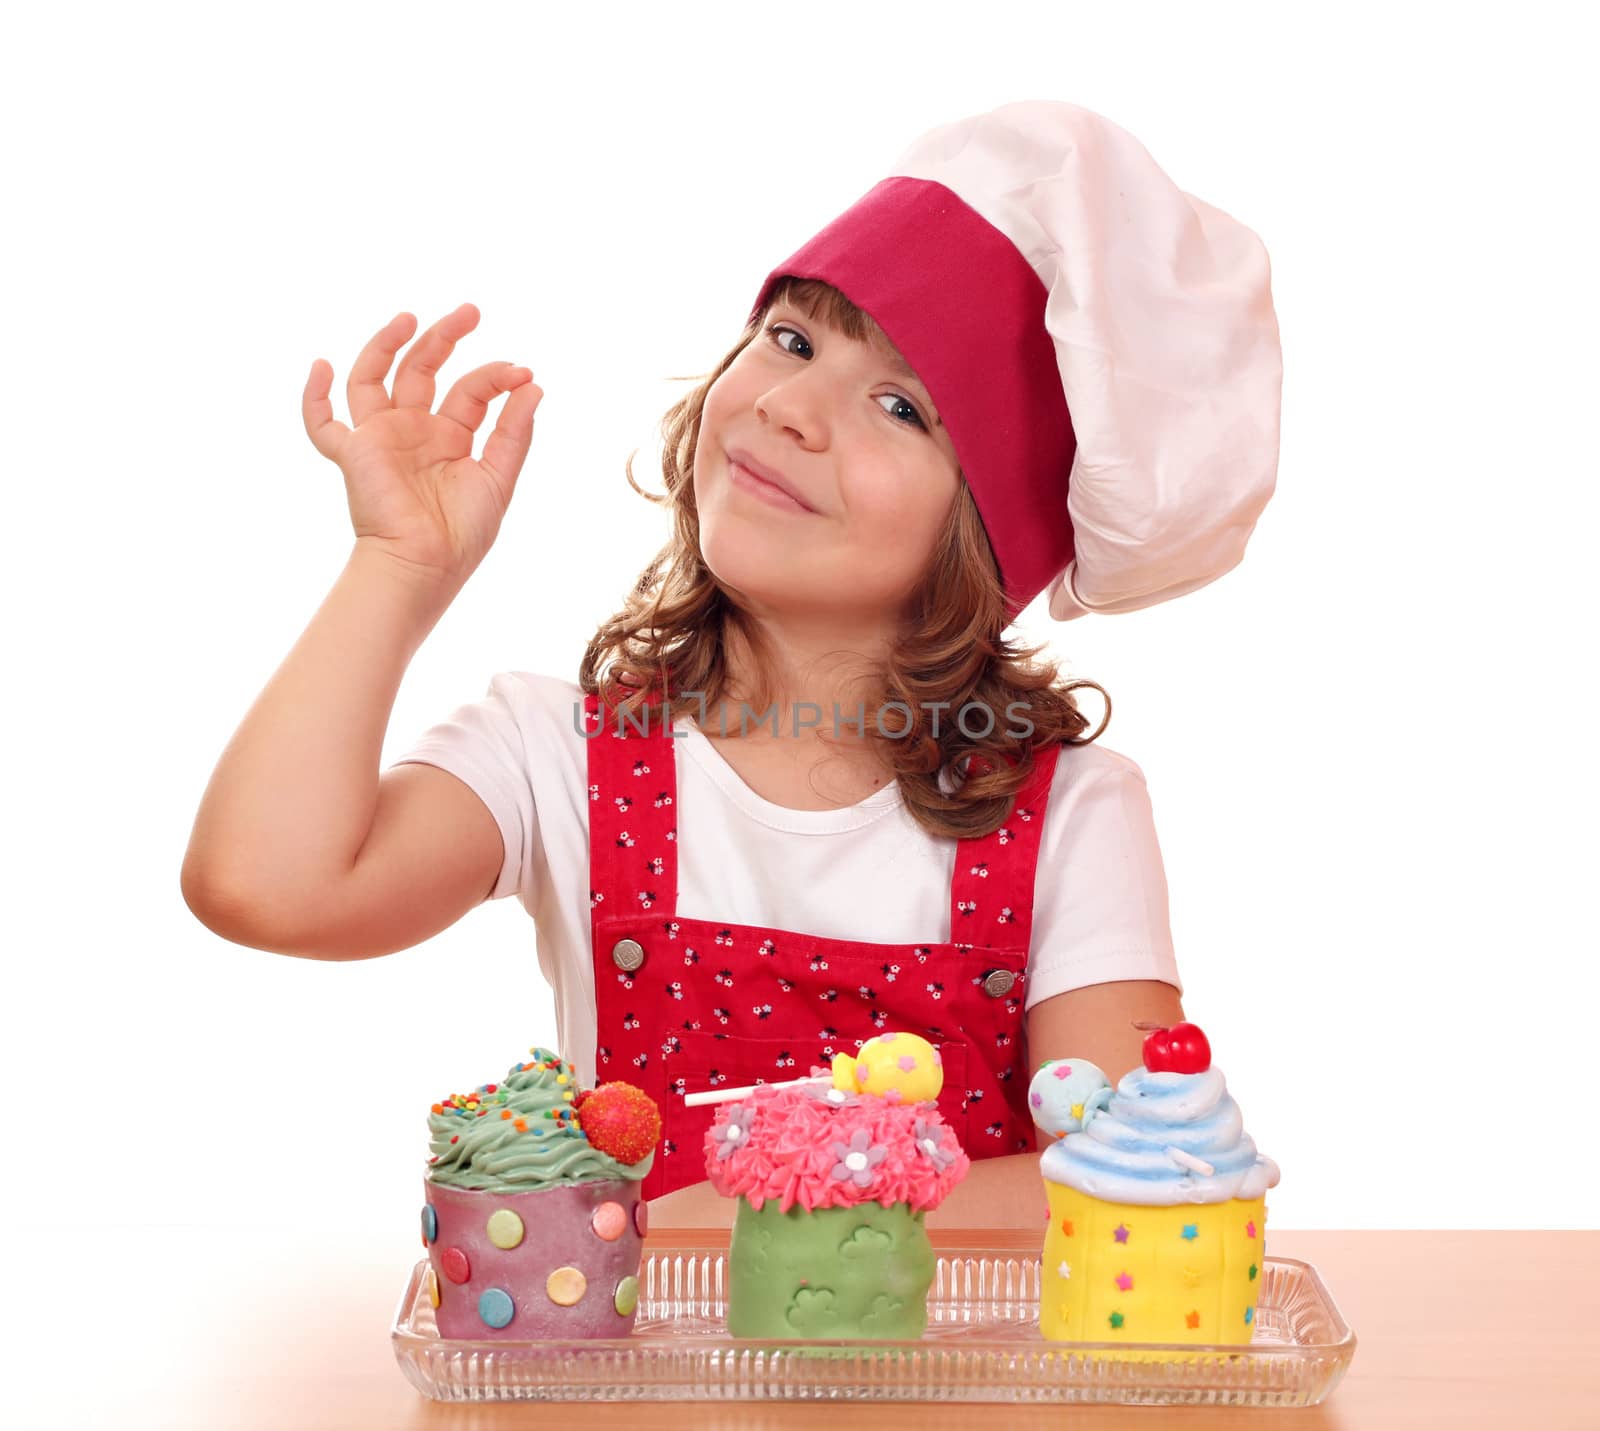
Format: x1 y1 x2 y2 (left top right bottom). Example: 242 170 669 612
392 671 1183 1084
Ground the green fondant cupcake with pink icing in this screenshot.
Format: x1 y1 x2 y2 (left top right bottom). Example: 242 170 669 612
420 1045 661 1339
700 1032 970 1339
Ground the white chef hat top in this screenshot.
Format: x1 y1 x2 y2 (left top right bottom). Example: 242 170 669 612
748 99 1283 622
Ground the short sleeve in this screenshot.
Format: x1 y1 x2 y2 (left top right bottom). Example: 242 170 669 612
388 673 538 908
1025 749 1184 1009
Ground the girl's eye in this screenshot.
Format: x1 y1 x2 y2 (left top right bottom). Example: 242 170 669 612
763 322 929 432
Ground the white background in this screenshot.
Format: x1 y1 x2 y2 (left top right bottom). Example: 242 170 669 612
7 0 1596 1245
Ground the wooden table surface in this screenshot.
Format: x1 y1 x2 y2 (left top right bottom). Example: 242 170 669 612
22 1228 1600 1429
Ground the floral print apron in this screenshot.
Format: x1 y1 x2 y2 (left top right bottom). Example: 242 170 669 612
583 688 1061 1200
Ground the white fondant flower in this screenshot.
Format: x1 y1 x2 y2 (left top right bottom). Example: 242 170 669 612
713 1104 755 1161
829 1127 888 1187
913 1118 956 1171
802 1081 860 1109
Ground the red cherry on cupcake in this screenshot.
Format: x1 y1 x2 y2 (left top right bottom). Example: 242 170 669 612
573 1081 662 1164
1142 1023 1212 1075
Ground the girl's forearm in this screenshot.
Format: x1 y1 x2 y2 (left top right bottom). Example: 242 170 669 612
180 542 455 933
923 1151 1046 1230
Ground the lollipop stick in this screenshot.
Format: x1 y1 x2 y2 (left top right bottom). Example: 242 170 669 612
1166 1146 1216 1177
683 1074 829 1107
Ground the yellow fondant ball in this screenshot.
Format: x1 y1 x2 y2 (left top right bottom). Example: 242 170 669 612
832 1031 942 1103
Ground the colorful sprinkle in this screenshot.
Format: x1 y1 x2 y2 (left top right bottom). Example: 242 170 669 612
1115 1272 1133 1291
1181 1224 1199 1241
478 1287 514 1329
1057 1260 1072 1280
1246 1220 1257 1239
1245 1307 1255 1325
1109 1311 1125 1330
1061 1219 1074 1236
1186 1310 1200 1329
1249 1263 1258 1281
1113 1224 1130 1244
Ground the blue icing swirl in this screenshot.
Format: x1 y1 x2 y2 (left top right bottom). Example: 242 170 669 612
1039 1065 1280 1206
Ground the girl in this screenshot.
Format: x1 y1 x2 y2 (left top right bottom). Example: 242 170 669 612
180 100 1280 1229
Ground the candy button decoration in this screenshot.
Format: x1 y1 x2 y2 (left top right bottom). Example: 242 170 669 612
486 1208 525 1249
425 1265 440 1309
1027 1059 1111 1138
439 1247 471 1284
478 1288 515 1329
420 1204 437 1246
547 1266 588 1306
634 1200 649 1237
591 1201 628 1242
614 1275 640 1317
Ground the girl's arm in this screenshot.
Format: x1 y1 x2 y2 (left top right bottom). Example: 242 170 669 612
181 306 541 956
180 544 501 957
925 980 1186 1229
1025 978 1186 1087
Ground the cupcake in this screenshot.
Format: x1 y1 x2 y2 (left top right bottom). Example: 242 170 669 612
1030 1023 1279 1352
420 1045 661 1339
701 1032 969 1339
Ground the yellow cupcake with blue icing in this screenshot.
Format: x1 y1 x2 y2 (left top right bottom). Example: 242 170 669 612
1029 1024 1279 1354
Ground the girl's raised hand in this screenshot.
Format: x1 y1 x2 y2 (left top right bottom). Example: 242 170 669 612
302 304 543 593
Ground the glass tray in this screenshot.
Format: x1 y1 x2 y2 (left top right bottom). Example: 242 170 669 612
392 1242 1356 1407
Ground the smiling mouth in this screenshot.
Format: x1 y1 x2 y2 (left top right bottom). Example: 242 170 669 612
728 458 817 515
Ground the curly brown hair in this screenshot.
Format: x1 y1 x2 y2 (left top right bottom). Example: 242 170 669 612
577 277 1111 840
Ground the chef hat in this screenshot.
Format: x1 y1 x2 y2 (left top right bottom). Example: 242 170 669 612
746 99 1282 622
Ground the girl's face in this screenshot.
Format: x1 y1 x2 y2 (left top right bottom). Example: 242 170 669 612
694 299 963 628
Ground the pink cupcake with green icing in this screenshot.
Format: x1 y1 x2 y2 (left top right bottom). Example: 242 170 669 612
420 1045 661 1340
701 1032 969 1339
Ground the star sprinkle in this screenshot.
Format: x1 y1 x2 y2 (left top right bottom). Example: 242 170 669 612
1249 1264 1258 1280
1061 1219 1074 1236
1245 1220 1257 1239
1181 1224 1199 1241
1057 1261 1072 1280
1115 1272 1133 1291
1113 1223 1130 1244
1109 1311 1125 1330
1186 1311 1200 1329
1245 1307 1255 1325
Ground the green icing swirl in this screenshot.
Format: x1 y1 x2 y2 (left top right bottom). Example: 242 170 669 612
425 1047 654 1192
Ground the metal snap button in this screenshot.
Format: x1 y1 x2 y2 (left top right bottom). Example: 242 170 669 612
981 968 1016 998
612 939 645 972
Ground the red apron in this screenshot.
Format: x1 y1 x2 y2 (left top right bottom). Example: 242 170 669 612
584 688 1061 1201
